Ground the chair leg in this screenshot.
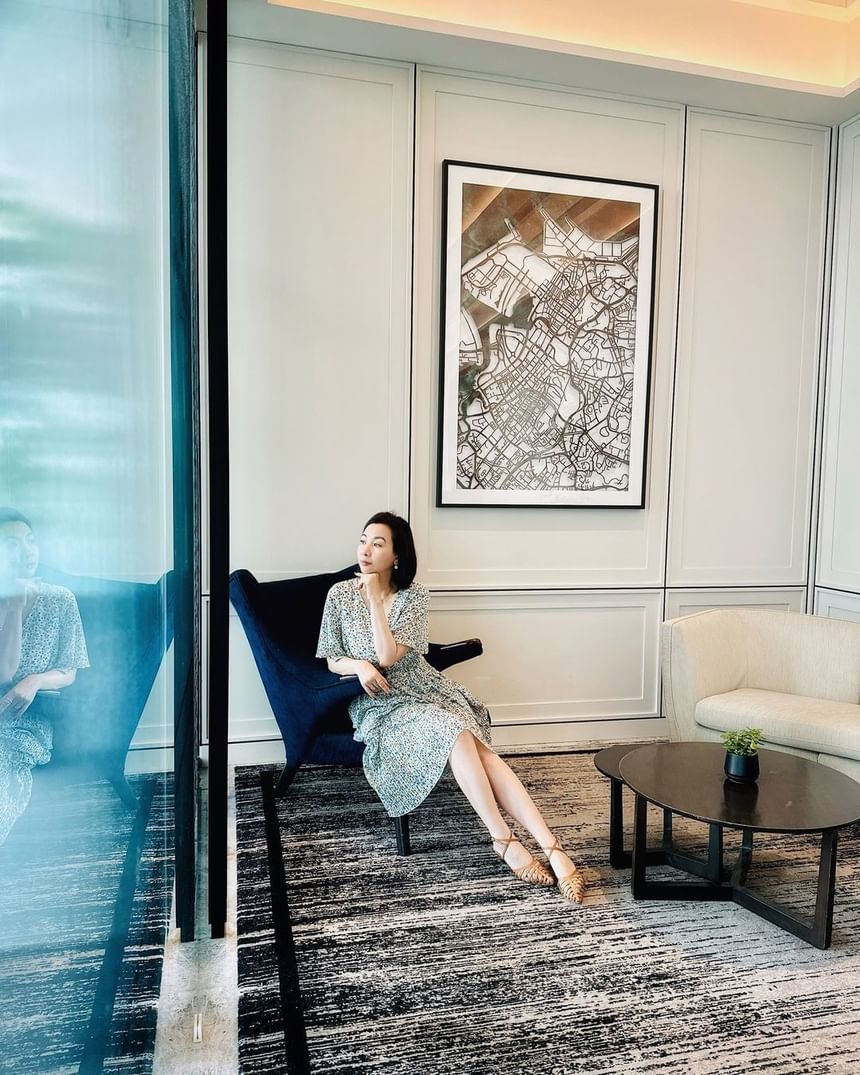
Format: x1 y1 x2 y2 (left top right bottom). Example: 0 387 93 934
275 763 299 798
395 813 411 856
110 774 139 810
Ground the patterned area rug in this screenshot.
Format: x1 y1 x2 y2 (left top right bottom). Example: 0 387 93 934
236 754 860 1075
0 773 174 1074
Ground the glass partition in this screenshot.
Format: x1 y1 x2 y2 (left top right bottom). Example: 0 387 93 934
0 1 194 1069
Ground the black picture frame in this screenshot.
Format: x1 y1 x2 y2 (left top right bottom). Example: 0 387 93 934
438 159 658 508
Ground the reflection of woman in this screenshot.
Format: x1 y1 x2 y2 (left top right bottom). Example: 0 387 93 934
0 509 89 846
317 511 586 903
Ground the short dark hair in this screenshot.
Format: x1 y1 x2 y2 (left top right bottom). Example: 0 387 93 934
363 511 417 590
0 508 33 530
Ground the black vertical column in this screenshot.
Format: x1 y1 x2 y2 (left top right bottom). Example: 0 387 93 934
168 0 200 942
206 0 229 939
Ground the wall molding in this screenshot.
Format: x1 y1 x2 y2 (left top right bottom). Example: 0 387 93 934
409 67 684 589
814 587 860 621
667 110 829 586
664 587 806 619
816 115 860 592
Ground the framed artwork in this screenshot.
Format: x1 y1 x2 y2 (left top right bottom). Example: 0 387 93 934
438 160 658 508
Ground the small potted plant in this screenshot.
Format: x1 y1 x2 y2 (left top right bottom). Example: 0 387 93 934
721 727 763 783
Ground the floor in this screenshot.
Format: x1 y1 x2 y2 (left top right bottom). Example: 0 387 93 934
152 768 239 1074
147 741 668 1073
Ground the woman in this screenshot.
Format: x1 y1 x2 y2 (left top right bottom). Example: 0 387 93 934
0 508 89 846
317 511 585 903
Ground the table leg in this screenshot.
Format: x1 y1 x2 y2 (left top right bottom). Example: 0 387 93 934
607 782 670 870
609 778 626 869
663 821 727 883
732 828 839 950
631 792 649 899
731 829 754 888
631 793 732 902
707 823 724 884
662 809 673 848
812 829 838 950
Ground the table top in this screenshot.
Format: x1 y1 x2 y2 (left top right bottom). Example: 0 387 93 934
618 742 860 834
594 744 641 781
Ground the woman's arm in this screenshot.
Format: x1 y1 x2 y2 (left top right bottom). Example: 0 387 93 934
360 573 408 668
325 656 367 676
316 581 399 696
0 667 77 716
326 655 391 697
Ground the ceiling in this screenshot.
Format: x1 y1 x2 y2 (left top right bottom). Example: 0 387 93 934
267 0 860 93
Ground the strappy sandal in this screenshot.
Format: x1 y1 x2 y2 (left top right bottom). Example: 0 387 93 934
541 837 586 904
492 831 555 887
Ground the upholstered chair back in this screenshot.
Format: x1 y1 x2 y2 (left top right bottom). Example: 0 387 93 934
39 567 175 777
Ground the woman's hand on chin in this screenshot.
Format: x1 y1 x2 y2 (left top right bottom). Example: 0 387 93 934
356 571 384 603
356 660 390 698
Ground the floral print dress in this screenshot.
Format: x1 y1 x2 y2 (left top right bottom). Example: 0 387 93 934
0 582 89 846
316 579 492 817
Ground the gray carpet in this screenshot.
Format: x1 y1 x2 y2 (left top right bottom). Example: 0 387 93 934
236 753 860 1075
0 774 173 1075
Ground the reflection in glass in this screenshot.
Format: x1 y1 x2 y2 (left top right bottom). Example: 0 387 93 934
0 508 89 845
0 1 178 1070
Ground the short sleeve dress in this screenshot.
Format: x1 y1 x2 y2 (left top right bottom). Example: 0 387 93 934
11 583 90 686
0 582 90 846
316 579 492 817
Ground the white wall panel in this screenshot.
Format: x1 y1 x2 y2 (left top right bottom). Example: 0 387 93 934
221 45 835 755
667 111 829 587
817 115 860 593
129 644 174 751
814 588 860 623
412 70 683 588
227 42 413 577
429 590 662 726
665 588 805 620
228 610 279 742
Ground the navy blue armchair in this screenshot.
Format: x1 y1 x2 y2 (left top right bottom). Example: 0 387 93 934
229 566 483 855
37 567 175 806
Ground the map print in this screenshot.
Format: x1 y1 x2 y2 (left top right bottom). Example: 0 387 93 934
455 181 643 498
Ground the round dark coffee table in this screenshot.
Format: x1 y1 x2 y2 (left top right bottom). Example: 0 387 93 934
618 742 860 949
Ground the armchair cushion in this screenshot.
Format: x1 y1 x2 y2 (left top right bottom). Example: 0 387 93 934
696 688 860 762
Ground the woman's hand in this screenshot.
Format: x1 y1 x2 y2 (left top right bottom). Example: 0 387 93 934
355 570 384 604
0 675 39 718
356 660 390 699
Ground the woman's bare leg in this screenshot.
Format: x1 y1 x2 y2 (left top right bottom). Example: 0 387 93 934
448 730 536 874
472 737 578 881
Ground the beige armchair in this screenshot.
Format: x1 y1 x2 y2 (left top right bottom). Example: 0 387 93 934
661 608 860 782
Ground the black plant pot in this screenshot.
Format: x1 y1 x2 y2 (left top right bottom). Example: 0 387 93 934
724 750 760 784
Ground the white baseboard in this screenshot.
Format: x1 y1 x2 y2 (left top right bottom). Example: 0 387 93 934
125 746 174 774
199 740 287 769
491 716 669 750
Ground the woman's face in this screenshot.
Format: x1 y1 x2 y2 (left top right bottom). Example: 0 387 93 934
357 523 397 576
0 521 39 580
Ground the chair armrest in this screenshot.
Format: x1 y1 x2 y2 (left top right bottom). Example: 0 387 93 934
661 612 746 741
427 638 483 673
267 646 364 697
